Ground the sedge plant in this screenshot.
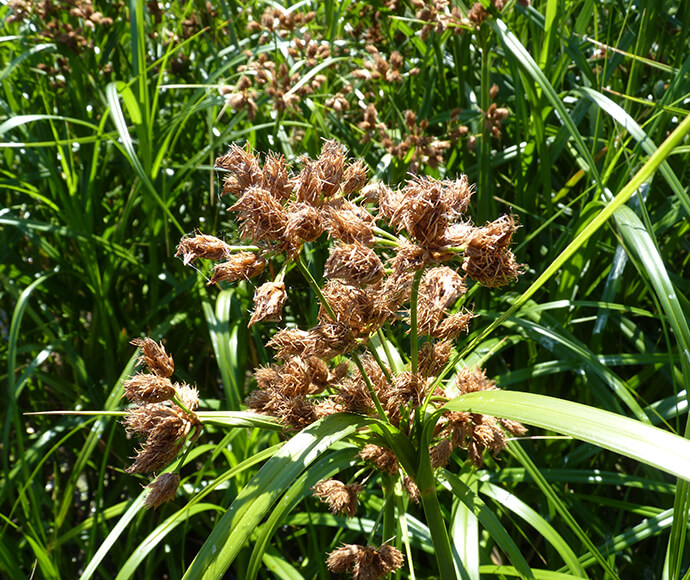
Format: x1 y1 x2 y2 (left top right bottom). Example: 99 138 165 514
113 138 690 579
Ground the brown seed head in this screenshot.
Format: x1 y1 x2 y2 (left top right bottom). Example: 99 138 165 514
385 371 427 423
390 176 472 247
322 198 376 246
229 186 289 245
324 242 385 286
317 140 347 198
342 159 368 195
415 266 467 337
462 215 524 287
144 472 180 509
319 280 377 335
432 309 475 340
284 202 324 244
359 444 399 475
326 543 404 579
123 373 176 404
130 337 175 378
175 234 232 266
402 475 420 503
208 252 266 285
334 376 376 415
430 438 454 468
124 404 200 473
216 143 263 197
418 340 453 377
308 322 357 359
266 328 313 360
293 159 323 206
312 479 364 517
261 151 292 200
249 281 287 326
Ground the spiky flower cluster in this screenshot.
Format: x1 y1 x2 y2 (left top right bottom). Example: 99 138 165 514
177 140 525 576
327 543 405 580
122 338 202 508
177 140 523 439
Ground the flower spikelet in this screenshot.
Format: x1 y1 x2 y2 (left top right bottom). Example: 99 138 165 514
266 328 313 359
326 544 404 579
322 198 376 246
359 444 398 475
124 404 200 474
249 281 287 326
229 186 288 245
216 143 262 197
175 382 200 411
293 159 323 206
316 139 347 198
324 242 385 285
144 472 180 509
122 373 176 404
175 234 232 266
208 252 266 284
320 280 377 335
418 340 453 377
414 266 467 337
284 202 324 244
312 479 364 517
462 215 525 287
131 337 174 377
342 159 368 195
261 150 291 200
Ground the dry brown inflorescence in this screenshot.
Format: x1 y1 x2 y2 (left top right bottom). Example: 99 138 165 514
175 140 526 572
176 138 524 451
121 338 202 509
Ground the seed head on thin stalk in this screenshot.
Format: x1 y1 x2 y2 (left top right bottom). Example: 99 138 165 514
208 252 266 285
249 281 287 326
130 337 174 378
326 543 404 579
144 472 180 510
312 479 364 517
175 233 232 266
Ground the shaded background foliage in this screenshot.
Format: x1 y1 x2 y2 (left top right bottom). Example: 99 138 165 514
2 0 690 577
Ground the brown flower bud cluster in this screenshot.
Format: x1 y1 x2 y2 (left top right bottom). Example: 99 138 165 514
434 367 527 467
8 0 115 56
352 46 405 84
327 543 404 579
122 338 201 476
412 0 467 40
221 44 328 116
482 83 510 140
356 104 466 172
312 479 364 517
178 139 525 476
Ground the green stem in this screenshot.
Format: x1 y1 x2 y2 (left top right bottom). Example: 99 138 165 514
377 328 398 373
172 394 194 416
373 225 400 244
409 269 424 375
417 454 458 580
352 355 389 422
381 475 396 543
369 341 393 384
294 254 336 319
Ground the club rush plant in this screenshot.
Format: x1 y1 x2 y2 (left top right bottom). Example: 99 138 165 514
121 139 526 578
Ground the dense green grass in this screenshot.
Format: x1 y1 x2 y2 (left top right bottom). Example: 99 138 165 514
2 0 690 578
